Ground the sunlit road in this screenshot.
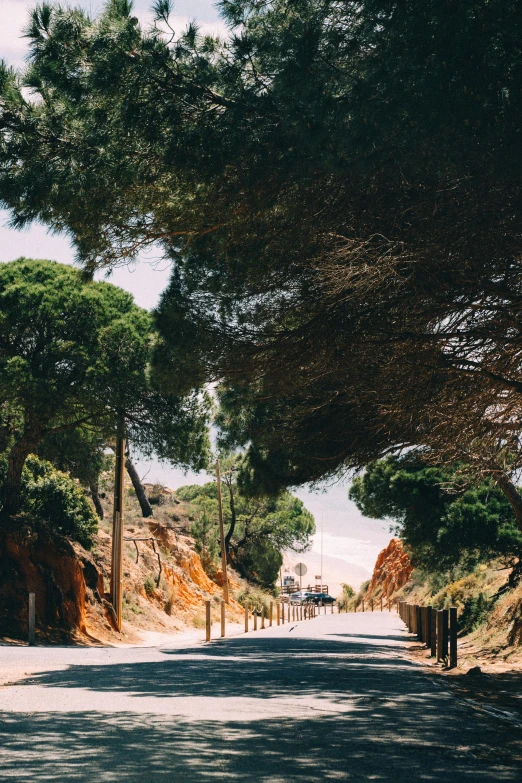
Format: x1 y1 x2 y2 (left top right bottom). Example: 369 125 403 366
0 612 520 781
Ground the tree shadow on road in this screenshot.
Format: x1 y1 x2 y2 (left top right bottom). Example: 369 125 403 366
1 635 521 781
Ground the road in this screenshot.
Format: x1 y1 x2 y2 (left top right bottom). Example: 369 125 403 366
0 611 520 781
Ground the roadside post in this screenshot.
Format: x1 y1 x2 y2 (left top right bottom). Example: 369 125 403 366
277 602 280 626
205 600 211 642
261 607 265 629
430 607 437 657
281 602 285 625
442 609 449 660
270 601 273 626
254 608 258 631
449 607 458 668
221 600 226 638
244 602 249 633
28 592 36 646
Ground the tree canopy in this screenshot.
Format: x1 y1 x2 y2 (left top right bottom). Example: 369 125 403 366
0 258 210 515
2 0 522 504
350 456 522 573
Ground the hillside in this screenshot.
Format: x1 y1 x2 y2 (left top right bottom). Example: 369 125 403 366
364 538 522 672
0 475 264 644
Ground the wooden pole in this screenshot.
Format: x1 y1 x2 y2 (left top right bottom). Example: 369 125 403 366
270 601 273 627
205 600 211 642
277 602 280 626
300 604 303 621
221 599 226 638
261 607 265 630
28 592 35 646
380 597 383 612
430 607 437 657
281 602 285 624
436 610 444 661
362 599 365 612
371 599 374 612
215 459 230 604
110 417 125 631
244 602 249 633
254 608 258 631
449 607 458 668
442 609 449 661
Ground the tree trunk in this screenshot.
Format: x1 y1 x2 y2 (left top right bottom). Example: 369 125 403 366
89 482 104 520
495 472 522 532
2 428 41 516
224 482 237 557
125 457 153 518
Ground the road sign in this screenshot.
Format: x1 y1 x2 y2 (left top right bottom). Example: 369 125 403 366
294 563 307 577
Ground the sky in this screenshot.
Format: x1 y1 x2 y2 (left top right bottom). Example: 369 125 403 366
0 0 393 591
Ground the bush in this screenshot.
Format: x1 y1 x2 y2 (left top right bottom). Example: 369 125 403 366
0 453 98 548
459 593 493 633
143 576 156 596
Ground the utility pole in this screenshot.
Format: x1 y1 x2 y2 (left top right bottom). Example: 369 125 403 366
215 458 230 604
110 416 125 631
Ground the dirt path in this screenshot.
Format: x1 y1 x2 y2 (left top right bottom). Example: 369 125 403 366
1 612 521 780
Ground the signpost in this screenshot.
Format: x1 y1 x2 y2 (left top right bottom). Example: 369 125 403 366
294 562 307 590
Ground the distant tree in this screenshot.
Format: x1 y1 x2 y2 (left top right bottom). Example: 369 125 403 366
0 258 210 518
350 456 522 573
177 460 315 588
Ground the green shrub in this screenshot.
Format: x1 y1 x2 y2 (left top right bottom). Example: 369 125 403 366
458 593 493 633
0 453 98 548
143 576 156 595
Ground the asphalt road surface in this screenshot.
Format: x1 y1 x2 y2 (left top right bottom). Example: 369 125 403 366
1 611 520 781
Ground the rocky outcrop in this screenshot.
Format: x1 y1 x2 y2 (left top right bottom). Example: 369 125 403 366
367 538 412 597
0 516 104 640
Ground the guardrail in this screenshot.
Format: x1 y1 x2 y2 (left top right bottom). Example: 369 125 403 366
398 601 458 668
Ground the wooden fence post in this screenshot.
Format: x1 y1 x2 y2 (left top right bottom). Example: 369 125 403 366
416 606 423 641
254 608 258 631
380 597 383 612
205 600 211 642
270 601 273 627
261 607 265 629
28 592 35 647
436 610 444 661
277 602 280 626
430 607 437 657
449 607 458 669
221 599 226 638
442 609 449 661
281 602 285 625
422 607 430 647
371 599 374 612
362 599 365 612
245 602 249 633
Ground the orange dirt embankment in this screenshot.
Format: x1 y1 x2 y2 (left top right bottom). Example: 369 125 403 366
366 538 412 597
0 517 104 640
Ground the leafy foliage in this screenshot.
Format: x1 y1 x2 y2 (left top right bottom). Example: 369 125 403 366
0 258 210 514
350 456 522 573
177 466 315 589
2 0 522 505
0 453 98 547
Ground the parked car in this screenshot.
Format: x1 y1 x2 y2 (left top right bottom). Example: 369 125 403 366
289 591 315 605
309 592 336 605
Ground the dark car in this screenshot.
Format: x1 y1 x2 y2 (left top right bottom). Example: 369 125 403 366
309 592 336 605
